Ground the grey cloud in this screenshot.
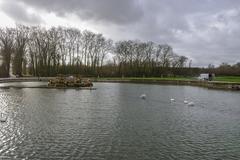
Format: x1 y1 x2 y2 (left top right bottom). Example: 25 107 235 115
1 1 43 24
173 8 240 66
2 0 240 66
10 0 144 24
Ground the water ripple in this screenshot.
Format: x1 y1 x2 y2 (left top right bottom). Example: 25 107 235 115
0 83 240 159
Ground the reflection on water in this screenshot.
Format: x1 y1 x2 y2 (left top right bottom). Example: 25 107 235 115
0 82 240 159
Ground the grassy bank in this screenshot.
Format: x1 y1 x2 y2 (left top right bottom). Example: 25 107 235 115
1 76 240 83
214 76 240 83
96 77 194 81
96 76 240 83
0 76 239 90
94 76 240 90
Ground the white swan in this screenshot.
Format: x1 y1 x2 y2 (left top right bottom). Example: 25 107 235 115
187 102 195 106
170 98 175 102
140 94 146 100
184 100 188 104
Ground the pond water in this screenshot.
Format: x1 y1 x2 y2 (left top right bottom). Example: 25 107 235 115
0 82 240 159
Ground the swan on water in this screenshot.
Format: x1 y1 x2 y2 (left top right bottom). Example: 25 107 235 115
170 98 175 102
184 100 188 104
140 94 146 100
187 102 195 106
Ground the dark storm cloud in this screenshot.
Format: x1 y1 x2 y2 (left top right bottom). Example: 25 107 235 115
9 0 144 24
2 0 240 66
1 1 43 24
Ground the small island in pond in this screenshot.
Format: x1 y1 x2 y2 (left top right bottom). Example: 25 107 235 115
48 75 93 88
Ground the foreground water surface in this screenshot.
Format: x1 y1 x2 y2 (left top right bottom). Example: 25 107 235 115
0 82 240 159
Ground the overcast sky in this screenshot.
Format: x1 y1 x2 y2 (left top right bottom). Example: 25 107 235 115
0 0 239 67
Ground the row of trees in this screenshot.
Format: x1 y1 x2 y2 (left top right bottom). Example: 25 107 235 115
0 25 190 77
207 62 240 76
114 40 188 76
0 25 113 77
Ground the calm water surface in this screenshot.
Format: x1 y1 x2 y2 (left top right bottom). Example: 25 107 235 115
0 82 240 159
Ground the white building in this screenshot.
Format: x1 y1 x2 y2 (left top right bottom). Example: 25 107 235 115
198 73 215 81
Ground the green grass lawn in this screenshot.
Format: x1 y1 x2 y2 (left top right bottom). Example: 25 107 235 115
97 77 194 81
97 76 240 83
214 76 240 83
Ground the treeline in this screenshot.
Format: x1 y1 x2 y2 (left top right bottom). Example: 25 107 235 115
0 25 191 78
206 63 240 76
0 25 113 77
114 41 189 77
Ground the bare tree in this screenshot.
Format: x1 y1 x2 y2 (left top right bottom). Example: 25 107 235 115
0 28 15 77
0 25 192 77
13 25 30 76
160 44 173 68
